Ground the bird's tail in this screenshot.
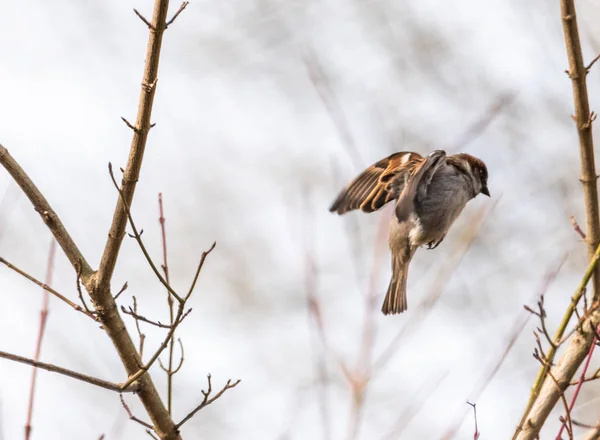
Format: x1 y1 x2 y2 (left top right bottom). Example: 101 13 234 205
381 253 412 315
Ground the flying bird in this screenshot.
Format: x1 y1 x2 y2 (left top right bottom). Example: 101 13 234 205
329 150 489 315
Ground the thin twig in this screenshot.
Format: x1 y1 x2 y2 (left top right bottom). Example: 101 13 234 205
571 215 587 239
25 240 56 440
0 350 135 393
0 0 185 436
131 296 146 360
466 401 480 440
0 145 94 279
114 281 129 301
175 375 241 428
158 192 176 416
0 256 96 320
442 254 566 439
513 1 600 434
185 242 217 300
516 243 600 439
120 305 193 391
585 53 600 72
532 352 574 439
120 394 154 430
121 304 172 329
165 1 188 28
513 1 600 432
108 163 184 304
133 9 155 30
556 323 600 438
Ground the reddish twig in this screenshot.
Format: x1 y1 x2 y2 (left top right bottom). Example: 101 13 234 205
24 239 56 440
571 215 587 240
466 401 480 440
120 394 154 430
158 192 176 415
556 322 600 438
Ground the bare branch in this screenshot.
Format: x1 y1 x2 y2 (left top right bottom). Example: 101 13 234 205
108 163 184 304
0 256 97 321
121 304 172 329
571 215 587 239
515 307 600 439
175 375 241 428
0 145 94 279
120 394 154 430
585 53 600 73
121 117 141 133
515 243 600 438
165 2 188 28
25 240 56 440
120 305 193 391
0 350 135 393
171 339 185 375
185 241 217 300
114 281 129 301
466 401 480 440
556 322 600 438
133 9 155 30
131 296 146 360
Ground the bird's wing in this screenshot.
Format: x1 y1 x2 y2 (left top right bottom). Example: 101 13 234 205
329 151 423 215
395 150 447 222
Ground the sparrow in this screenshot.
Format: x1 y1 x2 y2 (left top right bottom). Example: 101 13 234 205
329 150 489 315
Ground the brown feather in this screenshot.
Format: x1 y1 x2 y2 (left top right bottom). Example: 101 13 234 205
329 151 423 215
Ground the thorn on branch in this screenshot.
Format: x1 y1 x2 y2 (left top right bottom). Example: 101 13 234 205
133 9 155 30
166 2 189 28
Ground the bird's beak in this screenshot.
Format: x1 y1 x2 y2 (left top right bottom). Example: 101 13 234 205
481 185 490 197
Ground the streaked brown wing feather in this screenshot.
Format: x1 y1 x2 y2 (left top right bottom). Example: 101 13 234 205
329 152 423 215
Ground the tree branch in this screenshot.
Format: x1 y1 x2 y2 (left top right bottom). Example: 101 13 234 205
0 350 135 393
0 256 97 321
0 1 187 438
0 146 94 279
513 0 600 435
560 0 600 305
175 375 241 429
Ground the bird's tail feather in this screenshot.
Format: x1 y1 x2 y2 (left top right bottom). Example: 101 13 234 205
382 253 411 315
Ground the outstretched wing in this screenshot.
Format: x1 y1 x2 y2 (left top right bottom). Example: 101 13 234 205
329 152 423 215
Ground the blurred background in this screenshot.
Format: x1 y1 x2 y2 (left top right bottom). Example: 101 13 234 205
1 0 600 438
